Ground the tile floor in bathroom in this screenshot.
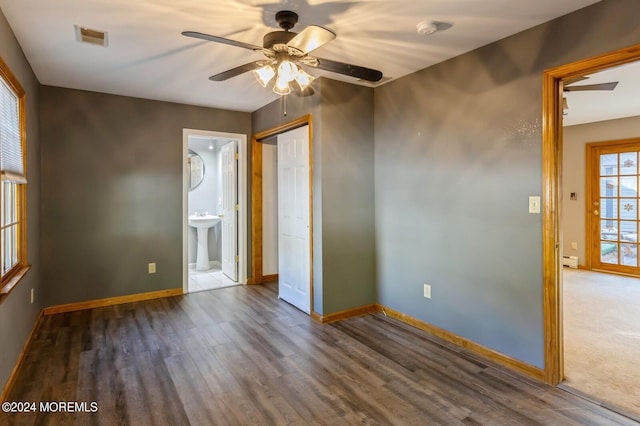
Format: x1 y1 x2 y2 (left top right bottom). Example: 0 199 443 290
188 267 238 293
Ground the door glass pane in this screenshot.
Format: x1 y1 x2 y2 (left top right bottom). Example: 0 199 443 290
600 153 618 176
620 152 638 175
620 199 637 220
601 220 618 240
601 242 618 264
619 176 638 197
621 243 637 266
600 177 618 198
620 221 638 242
601 199 618 219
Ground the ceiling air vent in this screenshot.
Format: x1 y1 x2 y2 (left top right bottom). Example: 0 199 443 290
74 25 108 47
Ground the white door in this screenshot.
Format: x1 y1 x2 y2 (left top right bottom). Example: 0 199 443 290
278 126 311 313
221 141 238 281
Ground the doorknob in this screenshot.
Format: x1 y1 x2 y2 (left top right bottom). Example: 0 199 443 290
593 210 599 215
594 201 600 206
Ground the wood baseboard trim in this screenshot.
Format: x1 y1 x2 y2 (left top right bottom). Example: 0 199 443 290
375 304 545 382
43 288 183 316
313 304 377 324
262 274 278 283
1 309 43 402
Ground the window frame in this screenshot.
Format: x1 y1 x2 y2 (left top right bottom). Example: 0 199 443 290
0 56 30 302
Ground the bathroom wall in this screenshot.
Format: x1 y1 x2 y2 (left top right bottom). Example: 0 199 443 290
0 7 44 396
188 142 223 265
188 146 219 216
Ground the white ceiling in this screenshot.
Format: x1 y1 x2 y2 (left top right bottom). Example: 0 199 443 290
0 0 615 115
562 61 640 127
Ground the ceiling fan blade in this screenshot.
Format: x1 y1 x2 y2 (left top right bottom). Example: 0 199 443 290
564 75 589 85
564 82 619 92
287 25 336 54
182 31 262 51
209 61 265 81
309 57 383 82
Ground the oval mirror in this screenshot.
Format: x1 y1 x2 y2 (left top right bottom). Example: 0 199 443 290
188 149 205 191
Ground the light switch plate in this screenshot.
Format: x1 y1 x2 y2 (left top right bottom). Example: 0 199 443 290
529 196 541 214
423 284 431 299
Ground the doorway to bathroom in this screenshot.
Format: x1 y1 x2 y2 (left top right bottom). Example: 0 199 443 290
182 129 248 293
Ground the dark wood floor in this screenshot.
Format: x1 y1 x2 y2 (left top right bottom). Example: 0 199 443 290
1 283 637 426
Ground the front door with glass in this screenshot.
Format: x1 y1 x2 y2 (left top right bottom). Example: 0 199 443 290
588 139 640 275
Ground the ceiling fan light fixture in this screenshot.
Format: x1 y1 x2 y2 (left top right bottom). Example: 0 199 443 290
295 69 314 90
184 10 383 97
254 65 276 87
278 60 298 83
273 77 291 96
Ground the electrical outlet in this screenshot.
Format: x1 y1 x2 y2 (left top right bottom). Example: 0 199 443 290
148 263 156 274
423 284 431 299
30 288 34 304
571 242 578 250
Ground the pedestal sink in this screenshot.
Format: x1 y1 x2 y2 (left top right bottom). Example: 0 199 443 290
188 215 221 271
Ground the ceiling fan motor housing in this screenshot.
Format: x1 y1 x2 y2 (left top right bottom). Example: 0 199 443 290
263 31 297 50
264 10 299 51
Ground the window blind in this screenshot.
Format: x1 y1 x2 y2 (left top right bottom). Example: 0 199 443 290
0 77 25 183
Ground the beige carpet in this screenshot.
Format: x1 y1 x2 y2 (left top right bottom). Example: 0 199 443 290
563 268 640 418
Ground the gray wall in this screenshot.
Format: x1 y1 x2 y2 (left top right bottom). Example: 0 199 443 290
0 8 44 394
40 87 251 307
374 0 640 369
252 79 376 314
318 80 376 313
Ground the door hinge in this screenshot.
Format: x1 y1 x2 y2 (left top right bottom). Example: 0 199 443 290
235 255 239 262
235 204 240 211
235 152 239 160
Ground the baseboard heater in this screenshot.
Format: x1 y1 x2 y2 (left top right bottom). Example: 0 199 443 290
562 255 578 269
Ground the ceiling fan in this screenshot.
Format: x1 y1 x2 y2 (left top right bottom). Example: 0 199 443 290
182 10 383 96
563 75 619 92
563 76 619 114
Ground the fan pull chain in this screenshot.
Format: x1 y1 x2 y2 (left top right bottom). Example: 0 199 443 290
282 94 287 117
